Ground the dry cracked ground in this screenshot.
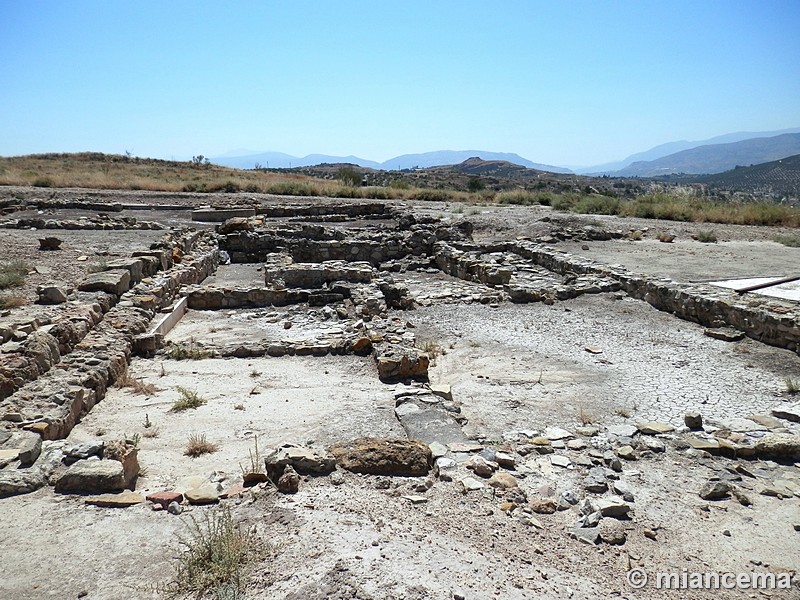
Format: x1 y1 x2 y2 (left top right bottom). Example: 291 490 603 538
0 188 799 600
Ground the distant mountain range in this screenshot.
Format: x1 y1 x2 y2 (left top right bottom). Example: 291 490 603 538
610 133 800 177
576 127 800 175
211 150 572 174
212 127 800 178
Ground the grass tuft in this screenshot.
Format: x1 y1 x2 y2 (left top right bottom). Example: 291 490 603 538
0 261 30 289
773 234 800 248
694 230 718 243
786 377 799 395
184 433 219 457
171 386 207 412
168 506 264 598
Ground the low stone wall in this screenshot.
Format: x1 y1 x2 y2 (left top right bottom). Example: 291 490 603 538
509 241 800 355
1 216 164 230
256 202 389 219
434 243 513 286
264 259 374 288
0 233 219 438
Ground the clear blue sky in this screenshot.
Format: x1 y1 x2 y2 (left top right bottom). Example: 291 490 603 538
1 1 798 167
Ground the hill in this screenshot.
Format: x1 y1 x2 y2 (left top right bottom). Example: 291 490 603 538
212 149 572 174
694 154 800 199
612 133 800 177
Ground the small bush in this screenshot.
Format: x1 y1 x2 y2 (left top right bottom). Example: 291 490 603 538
786 377 799 395
411 189 453 202
629 230 643 241
0 294 27 309
694 230 718 243
497 190 553 206
773 235 800 248
185 433 219 457
572 194 621 215
168 507 263 598
419 339 443 360
336 166 362 187
171 386 207 411
0 261 30 289
32 176 54 187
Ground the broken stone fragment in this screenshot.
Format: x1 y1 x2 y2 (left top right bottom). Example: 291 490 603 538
84 491 144 508
699 480 729 500
146 491 184 509
277 466 300 494
598 518 626 545
185 483 220 504
684 412 703 430
36 285 68 304
264 444 336 479
637 422 674 435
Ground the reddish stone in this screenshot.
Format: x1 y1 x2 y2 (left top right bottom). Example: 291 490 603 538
146 491 183 509
220 483 247 499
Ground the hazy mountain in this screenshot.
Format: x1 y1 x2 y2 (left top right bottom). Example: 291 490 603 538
575 127 800 174
611 133 800 177
380 150 572 173
212 152 381 170
212 149 572 174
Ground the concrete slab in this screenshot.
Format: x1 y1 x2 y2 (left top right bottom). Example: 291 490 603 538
710 276 800 301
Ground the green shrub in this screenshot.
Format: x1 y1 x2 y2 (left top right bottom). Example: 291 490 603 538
336 167 362 187
411 189 453 202
694 230 718 243
168 507 264 598
572 194 620 215
496 190 554 206
32 176 54 187
773 234 800 247
171 386 207 412
0 261 30 289
263 181 322 196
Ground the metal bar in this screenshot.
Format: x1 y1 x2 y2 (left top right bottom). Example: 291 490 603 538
736 275 800 294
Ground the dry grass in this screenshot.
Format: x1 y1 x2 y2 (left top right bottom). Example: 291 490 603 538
419 339 443 360
786 377 800 395
115 372 160 395
578 405 598 425
0 294 28 309
171 387 207 412
167 506 265 598
0 261 30 290
184 433 219 457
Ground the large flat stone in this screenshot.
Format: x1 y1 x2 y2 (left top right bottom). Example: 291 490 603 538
78 269 131 295
330 437 431 476
85 491 144 507
55 459 126 494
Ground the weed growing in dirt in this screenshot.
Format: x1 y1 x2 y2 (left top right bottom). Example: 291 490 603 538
115 372 159 395
0 261 30 289
694 230 718 243
249 368 261 378
0 294 27 309
629 230 643 241
167 506 264 598
614 406 632 418
773 234 800 247
786 377 799 395
141 413 160 438
184 433 219 457
418 339 443 360
578 405 597 425
171 387 207 411
240 436 265 479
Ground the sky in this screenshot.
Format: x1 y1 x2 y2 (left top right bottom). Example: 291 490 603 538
1 1 799 168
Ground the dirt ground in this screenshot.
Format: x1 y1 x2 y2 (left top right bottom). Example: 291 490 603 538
1 191 799 599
